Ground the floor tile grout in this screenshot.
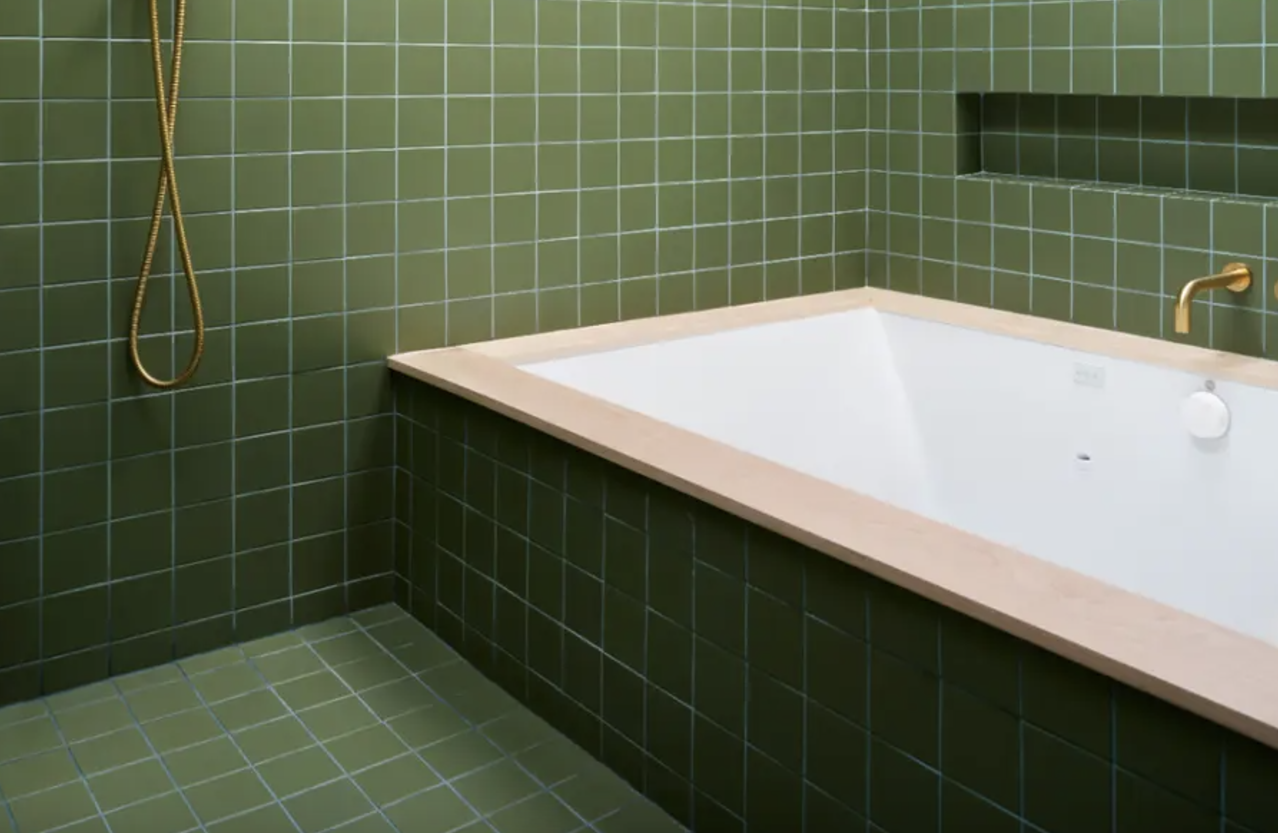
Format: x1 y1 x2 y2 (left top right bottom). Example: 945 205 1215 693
0 606 680 833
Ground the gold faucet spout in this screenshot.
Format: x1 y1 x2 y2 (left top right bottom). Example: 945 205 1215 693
1173 263 1251 335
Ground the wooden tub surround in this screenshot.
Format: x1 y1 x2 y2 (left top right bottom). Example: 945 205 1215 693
389 287 1278 751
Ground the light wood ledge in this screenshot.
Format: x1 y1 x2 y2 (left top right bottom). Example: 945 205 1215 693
390 287 1278 749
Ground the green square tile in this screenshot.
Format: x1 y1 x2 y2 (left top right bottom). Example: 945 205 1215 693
1214 202 1264 257
189 663 263 705
43 102 107 161
942 683 1019 809
1115 687 1221 809
323 724 409 774
1227 734 1278 832
418 730 503 780
1116 771 1217 833
206 804 298 833
597 799 684 833
1214 48 1264 97
236 0 288 39
283 778 375 833
298 697 379 742
354 754 441 806
1022 647 1112 758
554 763 640 823
178 648 244 677
942 781 1018 833
806 616 867 724
385 784 478 833
293 0 344 40
274 671 350 711
746 589 803 689
234 717 314 764
53 697 132 743
0 716 61 763
870 648 939 767
871 739 938 832
1024 726 1111 833
142 708 224 753
184 769 273 824
0 164 39 225
105 791 198 833
740 673 795 775
87 758 174 812
0 750 80 799
454 759 541 815
256 745 344 798
124 681 203 723
805 701 866 814
210 689 288 733
9 781 99 833
21 816 105 833
510 737 593 788
44 684 113 710
362 680 442 722
70 727 152 774
0 0 38 36
162 737 249 787
43 40 108 98
489 792 583 833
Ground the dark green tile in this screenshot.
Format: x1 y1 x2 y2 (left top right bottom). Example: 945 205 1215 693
1024 726 1111 833
746 668 802 773
869 738 938 833
804 553 867 639
1022 646 1112 758
745 747 802 830
942 684 1019 810
1115 686 1222 809
942 780 1018 833
870 649 938 767
746 588 803 689
693 716 743 814
1227 734 1278 832
694 565 745 656
806 701 867 815
694 638 745 735
1116 770 1217 833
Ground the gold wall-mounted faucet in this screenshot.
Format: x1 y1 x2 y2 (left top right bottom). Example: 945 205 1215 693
1173 263 1251 335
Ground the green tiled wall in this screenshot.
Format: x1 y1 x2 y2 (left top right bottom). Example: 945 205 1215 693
0 0 864 705
865 0 1278 356
395 378 1278 833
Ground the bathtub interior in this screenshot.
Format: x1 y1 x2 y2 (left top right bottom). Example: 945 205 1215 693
519 307 1278 647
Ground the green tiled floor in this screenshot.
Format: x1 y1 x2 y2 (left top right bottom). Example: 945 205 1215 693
0 606 683 833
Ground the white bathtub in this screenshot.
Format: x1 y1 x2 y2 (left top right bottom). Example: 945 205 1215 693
390 287 1278 749
521 303 1278 650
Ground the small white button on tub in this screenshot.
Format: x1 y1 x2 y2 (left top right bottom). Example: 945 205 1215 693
1181 390 1230 440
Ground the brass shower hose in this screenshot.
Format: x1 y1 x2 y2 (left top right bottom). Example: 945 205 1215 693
129 0 204 388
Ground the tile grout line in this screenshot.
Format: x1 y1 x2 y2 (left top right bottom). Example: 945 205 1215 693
42 699 155 833
34 0 47 698
159 647 315 832
227 0 241 648
341 0 352 617
293 618 547 832
286 0 298 628
350 608 642 830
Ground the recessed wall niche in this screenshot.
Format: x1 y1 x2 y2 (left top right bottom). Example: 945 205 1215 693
957 93 1278 200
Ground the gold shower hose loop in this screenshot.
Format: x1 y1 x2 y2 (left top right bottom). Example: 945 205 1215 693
129 0 204 389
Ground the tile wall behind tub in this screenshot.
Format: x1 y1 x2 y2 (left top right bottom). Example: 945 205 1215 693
0 0 865 706
864 0 1278 359
394 379 1278 833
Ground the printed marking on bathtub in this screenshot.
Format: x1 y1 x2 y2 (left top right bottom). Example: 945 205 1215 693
1073 363 1106 389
